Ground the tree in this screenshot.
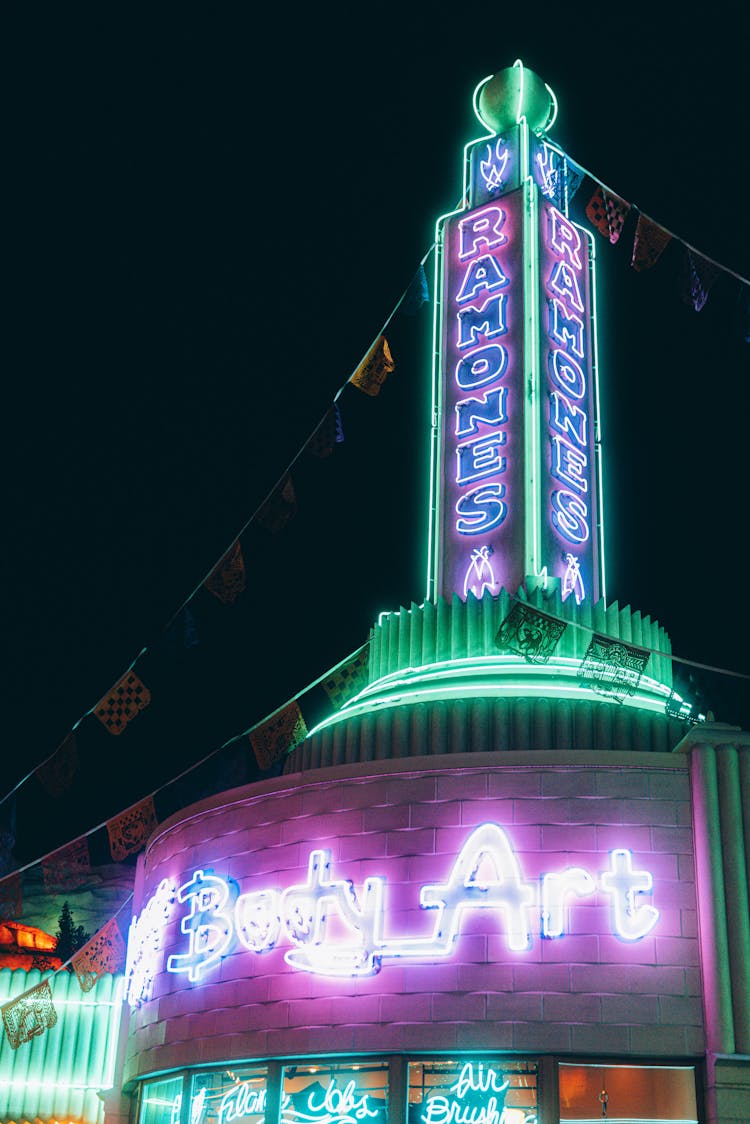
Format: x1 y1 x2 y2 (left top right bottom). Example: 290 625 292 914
55 901 91 963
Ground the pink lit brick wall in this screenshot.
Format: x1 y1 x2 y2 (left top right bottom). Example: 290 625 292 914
124 755 703 1080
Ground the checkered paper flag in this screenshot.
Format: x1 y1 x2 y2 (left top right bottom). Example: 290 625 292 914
94 670 151 735
586 184 630 245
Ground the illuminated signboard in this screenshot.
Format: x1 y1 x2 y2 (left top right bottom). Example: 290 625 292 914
429 115 603 606
409 1060 537 1124
127 823 660 997
435 188 525 600
538 201 600 605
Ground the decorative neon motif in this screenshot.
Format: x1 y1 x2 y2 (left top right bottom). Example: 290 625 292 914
463 545 497 599
282 1079 382 1124
418 1062 535 1124
561 553 584 605
480 139 510 193
150 826 660 983
534 141 560 201
124 877 176 1009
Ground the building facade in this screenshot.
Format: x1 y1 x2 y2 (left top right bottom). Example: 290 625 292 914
113 63 750 1124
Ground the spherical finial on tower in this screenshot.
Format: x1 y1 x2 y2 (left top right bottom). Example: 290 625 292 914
474 59 557 136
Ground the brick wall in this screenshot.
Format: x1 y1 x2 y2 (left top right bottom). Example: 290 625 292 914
124 752 702 1081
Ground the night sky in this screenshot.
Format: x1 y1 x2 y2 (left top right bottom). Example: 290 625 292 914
4 11 749 875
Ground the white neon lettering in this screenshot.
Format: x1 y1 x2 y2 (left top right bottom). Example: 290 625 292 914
550 391 587 447
547 259 584 312
548 207 582 269
456 434 507 485
549 299 584 359
457 294 508 349
456 255 510 304
552 490 590 544
459 207 507 259
549 349 585 400
125 877 176 1009
455 484 507 535
218 1084 265 1124
455 345 508 391
166 869 236 983
156 826 659 982
420 1062 513 1124
600 849 660 941
543 204 591 580
455 388 508 438
541 868 595 938
551 436 588 493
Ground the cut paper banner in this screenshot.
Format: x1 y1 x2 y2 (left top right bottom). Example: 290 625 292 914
349 336 395 397
94 671 151 735
631 214 672 272
106 795 158 861
203 540 246 604
249 700 308 771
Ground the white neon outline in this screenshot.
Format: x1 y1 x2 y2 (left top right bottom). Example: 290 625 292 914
455 343 509 391
471 73 496 133
544 83 558 132
547 207 583 270
513 58 525 126
548 298 585 359
455 386 508 438
125 876 176 1009
549 348 586 400
551 435 588 494
455 253 510 304
479 138 510 191
541 867 596 938
166 869 236 983
547 259 584 313
458 207 508 260
600 849 660 941
455 433 507 486
463 545 498 599
550 390 588 447
455 483 507 535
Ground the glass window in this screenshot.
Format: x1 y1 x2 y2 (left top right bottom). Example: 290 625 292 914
559 1064 698 1123
140 1076 184 1124
191 1066 269 1124
281 1062 389 1124
408 1059 538 1124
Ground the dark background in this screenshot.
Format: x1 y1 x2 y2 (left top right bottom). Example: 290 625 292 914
3 10 749 870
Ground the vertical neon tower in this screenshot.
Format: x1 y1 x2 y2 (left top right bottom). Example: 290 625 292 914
427 60 605 609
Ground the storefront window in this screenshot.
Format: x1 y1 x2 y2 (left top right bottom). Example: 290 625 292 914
191 1066 269 1124
140 1076 184 1124
408 1059 538 1124
559 1064 698 1122
281 1062 389 1124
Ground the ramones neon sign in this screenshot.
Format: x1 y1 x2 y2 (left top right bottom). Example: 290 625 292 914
127 824 659 999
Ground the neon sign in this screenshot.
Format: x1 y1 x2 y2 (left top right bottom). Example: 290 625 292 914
435 190 525 599
539 202 600 601
282 1080 383 1124
140 824 660 986
430 110 604 607
418 1062 533 1124
125 877 176 1009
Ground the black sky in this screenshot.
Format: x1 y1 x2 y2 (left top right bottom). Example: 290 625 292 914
4 10 750 858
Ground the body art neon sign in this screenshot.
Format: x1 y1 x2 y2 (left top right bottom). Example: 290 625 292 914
124 877 176 1009
142 824 659 986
